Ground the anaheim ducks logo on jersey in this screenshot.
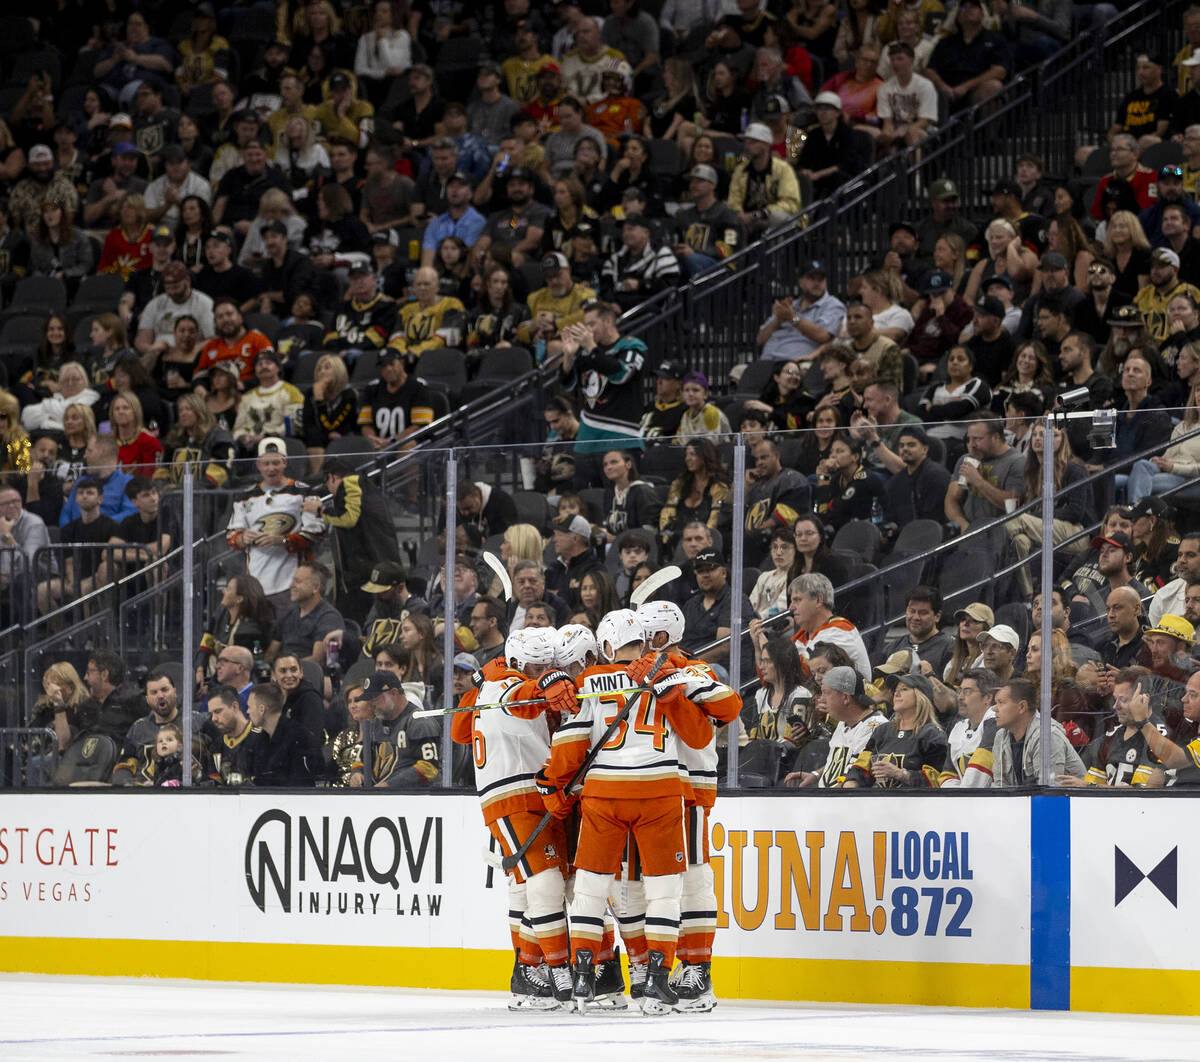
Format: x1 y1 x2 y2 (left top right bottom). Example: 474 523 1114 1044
257 511 298 537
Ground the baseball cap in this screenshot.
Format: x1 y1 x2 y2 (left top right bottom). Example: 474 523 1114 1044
682 370 710 389
348 260 376 276
800 259 826 277
262 219 288 236
207 228 234 246
989 178 1022 198
656 359 686 380
151 224 174 242
985 273 1015 291
541 251 570 272
257 436 287 457
372 228 399 246
1152 247 1181 267
929 178 958 200
507 166 535 183
1144 614 1196 642
692 547 725 570
761 94 789 118
1106 302 1142 326
1122 496 1170 521
537 61 560 74
889 220 918 239
689 163 718 184
621 186 647 202
822 665 869 704
554 513 592 538
447 169 473 186
1091 530 1134 552
894 671 934 701
975 294 1005 318
28 144 52 163
254 348 283 367
1039 252 1069 271
978 623 1020 649
452 652 480 672
813 91 843 110
329 71 351 91
362 561 407 592
570 220 595 239
921 269 954 295
360 671 402 699
954 602 995 625
377 348 403 363
622 212 651 228
874 650 913 676
162 144 187 164
743 122 773 144
109 112 133 128
112 142 139 157
1136 52 1165 69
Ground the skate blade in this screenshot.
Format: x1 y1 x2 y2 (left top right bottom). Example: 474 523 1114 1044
637 997 677 1016
590 993 629 1010
509 995 563 1011
672 994 717 1013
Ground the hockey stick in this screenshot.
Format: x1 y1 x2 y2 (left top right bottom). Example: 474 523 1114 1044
629 564 681 608
410 678 688 719
486 651 670 874
482 552 513 602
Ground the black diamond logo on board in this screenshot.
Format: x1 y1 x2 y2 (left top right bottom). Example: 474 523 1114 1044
1114 846 1177 907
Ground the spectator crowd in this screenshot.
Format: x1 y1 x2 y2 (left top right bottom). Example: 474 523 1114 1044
5 0 1200 793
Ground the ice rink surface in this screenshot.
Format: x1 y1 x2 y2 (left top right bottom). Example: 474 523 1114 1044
3 976 1200 1062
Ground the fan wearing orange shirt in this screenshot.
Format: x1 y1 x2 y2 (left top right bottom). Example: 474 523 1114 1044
537 609 712 1015
195 298 274 384
585 62 647 149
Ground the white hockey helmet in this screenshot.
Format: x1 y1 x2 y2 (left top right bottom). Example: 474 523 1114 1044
601 57 633 93
556 624 598 669
636 601 685 648
506 626 561 671
596 609 645 662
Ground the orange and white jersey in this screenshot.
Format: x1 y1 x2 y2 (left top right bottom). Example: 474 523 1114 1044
545 658 712 800
451 670 549 824
665 651 742 808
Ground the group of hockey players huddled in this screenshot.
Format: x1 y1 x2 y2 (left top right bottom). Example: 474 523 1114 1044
450 599 741 1015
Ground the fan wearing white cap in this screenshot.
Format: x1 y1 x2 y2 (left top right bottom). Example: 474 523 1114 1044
540 607 714 1014
449 623 576 1010
978 624 1020 682
796 90 868 201
1134 245 1200 341
632 599 742 1012
672 163 746 278
728 121 802 237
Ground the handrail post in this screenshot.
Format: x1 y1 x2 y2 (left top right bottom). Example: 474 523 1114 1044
1039 415 1054 786
726 436 747 787
440 448 458 789
181 463 195 788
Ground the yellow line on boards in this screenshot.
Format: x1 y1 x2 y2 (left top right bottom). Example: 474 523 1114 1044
1071 967 1200 1016
0 937 1028 1008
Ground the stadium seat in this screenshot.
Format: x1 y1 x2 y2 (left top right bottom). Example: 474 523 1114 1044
416 347 468 403
301 660 324 690
578 487 606 522
832 520 881 565
291 351 323 389
0 316 48 372
350 350 380 384
513 490 553 532
735 358 778 397
994 602 1031 647
838 559 882 639
1141 141 1184 170
244 312 280 343
641 443 685 482
1081 147 1112 177
461 346 535 404
648 138 682 177
0 276 65 322
70 274 126 314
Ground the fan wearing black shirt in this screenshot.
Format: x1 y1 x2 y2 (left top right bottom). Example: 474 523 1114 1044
36 477 118 615
112 477 172 561
195 229 259 312
356 349 436 449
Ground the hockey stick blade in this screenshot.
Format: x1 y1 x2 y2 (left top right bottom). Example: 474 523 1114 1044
630 564 681 607
483 551 514 603
499 652 670 874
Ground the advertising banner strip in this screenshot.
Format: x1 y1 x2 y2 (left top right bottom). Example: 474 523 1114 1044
1029 795 1070 1011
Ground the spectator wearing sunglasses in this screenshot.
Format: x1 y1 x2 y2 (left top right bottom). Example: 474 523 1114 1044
1139 164 1200 248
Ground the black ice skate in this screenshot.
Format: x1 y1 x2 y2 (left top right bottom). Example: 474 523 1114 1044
640 950 679 1016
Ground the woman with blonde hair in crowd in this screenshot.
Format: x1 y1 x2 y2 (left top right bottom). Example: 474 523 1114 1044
0 390 31 482
330 679 374 785
108 391 163 477
30 661 99 753
239 188 307 269
1007 422 1093 594
300 353 357 476
204 361 242 434
20 363 100 433
500 523 545 573
272 116 331 198
645 57 699 157
98 192 152 280
155 393 235 487
843 672 948 788
1102 209 1152 301
58 402 96 487
944 602 994 686
964 217 1024 304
